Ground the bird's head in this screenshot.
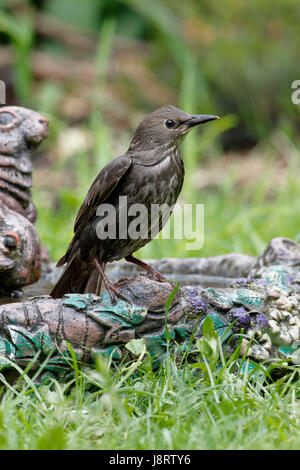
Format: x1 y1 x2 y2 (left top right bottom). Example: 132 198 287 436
128 105 219 152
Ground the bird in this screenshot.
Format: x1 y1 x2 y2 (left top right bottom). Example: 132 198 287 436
50 105 219 301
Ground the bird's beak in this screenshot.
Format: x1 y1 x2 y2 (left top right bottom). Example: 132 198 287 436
187 114 219 128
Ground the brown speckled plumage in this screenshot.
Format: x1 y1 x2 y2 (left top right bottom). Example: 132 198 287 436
50 106 219 300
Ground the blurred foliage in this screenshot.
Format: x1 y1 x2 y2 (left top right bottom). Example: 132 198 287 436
0 0 299 260
0 0 299 142
0 6 33 102
123 0 300 143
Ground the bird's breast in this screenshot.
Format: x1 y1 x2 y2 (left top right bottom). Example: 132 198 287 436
129 152 184 206
152 155 171 173
88 152 184 261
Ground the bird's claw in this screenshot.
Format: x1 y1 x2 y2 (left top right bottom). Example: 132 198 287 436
107 285 132 304
148 270 166 282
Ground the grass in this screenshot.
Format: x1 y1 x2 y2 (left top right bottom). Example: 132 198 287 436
0 340 300 450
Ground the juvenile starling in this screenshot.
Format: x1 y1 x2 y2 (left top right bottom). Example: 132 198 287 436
50 106 219 300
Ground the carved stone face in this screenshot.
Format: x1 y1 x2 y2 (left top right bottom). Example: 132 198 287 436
0 106 49 157
0 106 49 224
0 205 41 291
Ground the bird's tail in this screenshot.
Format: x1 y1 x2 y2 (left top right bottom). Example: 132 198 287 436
84 263 106 295
50 252 105 299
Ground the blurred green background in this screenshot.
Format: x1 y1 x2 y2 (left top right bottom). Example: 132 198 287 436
0 0 299 260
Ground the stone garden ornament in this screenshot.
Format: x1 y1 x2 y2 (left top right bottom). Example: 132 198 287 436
0 238 300 383
0 106 49 295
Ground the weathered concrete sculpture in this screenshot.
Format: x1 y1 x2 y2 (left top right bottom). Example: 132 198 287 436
0 204 41 295
0 237 300 383
0 106 49 222
0 106 49 294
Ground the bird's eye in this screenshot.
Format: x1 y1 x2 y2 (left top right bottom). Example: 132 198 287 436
3 236 17 250
165 119 176 129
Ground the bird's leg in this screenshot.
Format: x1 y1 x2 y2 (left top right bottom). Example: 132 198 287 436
93 259 128 304
125 255 165 282
95 262 105 297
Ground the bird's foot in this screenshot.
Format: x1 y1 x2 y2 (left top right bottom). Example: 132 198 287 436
106 281 131 305
147 268 166 282
93 258 130 304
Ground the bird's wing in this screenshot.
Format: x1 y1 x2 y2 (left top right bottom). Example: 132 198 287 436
74 154 132 236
